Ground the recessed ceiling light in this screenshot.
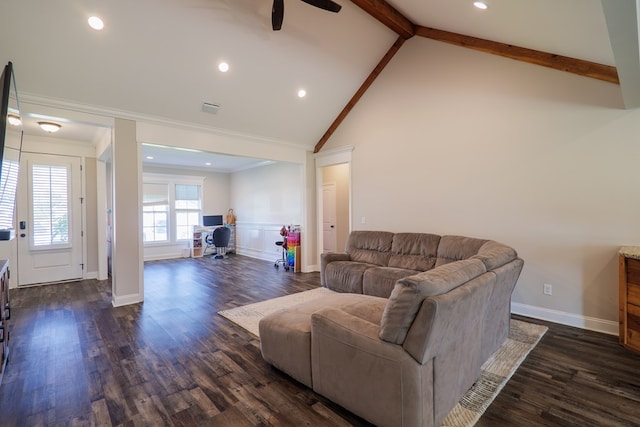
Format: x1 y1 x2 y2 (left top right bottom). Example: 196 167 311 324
88 16 104 30
38 122 61 133
473 1 488 10
218 62 229 73
205 162 212 166
297 89 307 98
146 156 154 160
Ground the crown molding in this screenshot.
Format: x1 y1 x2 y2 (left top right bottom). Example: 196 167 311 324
19 92 315 152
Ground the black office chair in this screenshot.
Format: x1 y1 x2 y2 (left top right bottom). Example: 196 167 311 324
209 226 231 259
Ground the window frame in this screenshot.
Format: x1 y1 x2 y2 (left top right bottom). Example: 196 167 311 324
142 182 170 243
174 183 202 241
142 173 204 246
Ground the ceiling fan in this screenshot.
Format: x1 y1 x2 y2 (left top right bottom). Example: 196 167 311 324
272 0 342 31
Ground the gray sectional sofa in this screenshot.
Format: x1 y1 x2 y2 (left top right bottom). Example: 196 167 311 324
259 230 523 427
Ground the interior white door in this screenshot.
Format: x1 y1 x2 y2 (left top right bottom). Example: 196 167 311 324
16 153 83 286
322 183 337 253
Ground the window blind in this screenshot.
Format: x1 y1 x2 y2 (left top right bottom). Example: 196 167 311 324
31 164 69 246
143 183 169 206
0 159 19 229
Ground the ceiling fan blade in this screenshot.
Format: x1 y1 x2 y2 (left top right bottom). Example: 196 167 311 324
300 0 341 13
272 0 284 30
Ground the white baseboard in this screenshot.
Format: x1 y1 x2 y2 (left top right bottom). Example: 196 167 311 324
304 264 319 273
112 293 143 307
145 253 189 262
511 302 618 336
85 271 98 280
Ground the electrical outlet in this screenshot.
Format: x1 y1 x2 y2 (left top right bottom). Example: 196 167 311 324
543 283 552 296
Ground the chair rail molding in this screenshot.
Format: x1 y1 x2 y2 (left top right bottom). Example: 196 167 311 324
234 222 291 264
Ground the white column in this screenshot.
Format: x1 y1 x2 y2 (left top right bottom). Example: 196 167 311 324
111 118 143 306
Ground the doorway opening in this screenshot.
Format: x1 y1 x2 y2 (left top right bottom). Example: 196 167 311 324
315 147 352 263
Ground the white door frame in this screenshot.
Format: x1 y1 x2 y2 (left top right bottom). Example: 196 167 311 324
314 146 353 267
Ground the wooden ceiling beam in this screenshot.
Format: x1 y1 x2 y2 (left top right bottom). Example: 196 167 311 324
313 6 619 154
415 26 619 84
349 0 415 39
314 36 406 153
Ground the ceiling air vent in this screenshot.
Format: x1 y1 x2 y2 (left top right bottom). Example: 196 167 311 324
202 102 220 114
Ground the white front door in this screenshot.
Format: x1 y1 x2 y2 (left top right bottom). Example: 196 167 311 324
322 183 337 253
16 153 83 286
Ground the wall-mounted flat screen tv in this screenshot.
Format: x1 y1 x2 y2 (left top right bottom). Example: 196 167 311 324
203 215 224 227
0 61 23 240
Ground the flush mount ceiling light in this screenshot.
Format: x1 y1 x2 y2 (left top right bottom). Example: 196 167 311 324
38 122 62 133
218 62 229 73
88 16 104 30
473 1 488 9
7 114 21 126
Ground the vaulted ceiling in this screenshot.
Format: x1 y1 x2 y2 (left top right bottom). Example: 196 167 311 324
1 0 638 167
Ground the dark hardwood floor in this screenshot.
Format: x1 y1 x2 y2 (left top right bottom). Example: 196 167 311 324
0 254 639 426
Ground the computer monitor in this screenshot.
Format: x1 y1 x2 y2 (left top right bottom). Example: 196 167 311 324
203 215 224 227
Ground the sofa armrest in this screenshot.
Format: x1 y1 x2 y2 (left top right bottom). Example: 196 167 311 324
311 304 431 427
312 300 388 352
320 252 351 287
379 258 486 344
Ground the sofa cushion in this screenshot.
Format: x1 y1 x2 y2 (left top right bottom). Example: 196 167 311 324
259 307 315 387
388 232 440 271
320 252 352 288
379 258 487 344
362 267 421 298
435 235 489 267
470 240 517 270
346 230 393 266
324 261 375 294
259 291 373 387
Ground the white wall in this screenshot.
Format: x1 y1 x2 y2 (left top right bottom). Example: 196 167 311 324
322 37 640 334
230 162 305 265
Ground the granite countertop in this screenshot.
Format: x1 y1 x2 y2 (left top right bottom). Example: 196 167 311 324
619 246 640 260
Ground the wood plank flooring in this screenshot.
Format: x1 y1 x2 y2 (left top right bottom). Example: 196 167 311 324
0 254 639 426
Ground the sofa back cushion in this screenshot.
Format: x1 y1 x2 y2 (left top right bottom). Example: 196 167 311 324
470 240 518 270
388 233 441 271
435 235 489 267
346 231 394 266
378 258 487 344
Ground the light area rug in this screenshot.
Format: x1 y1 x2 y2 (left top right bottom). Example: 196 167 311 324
218 288 547 427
